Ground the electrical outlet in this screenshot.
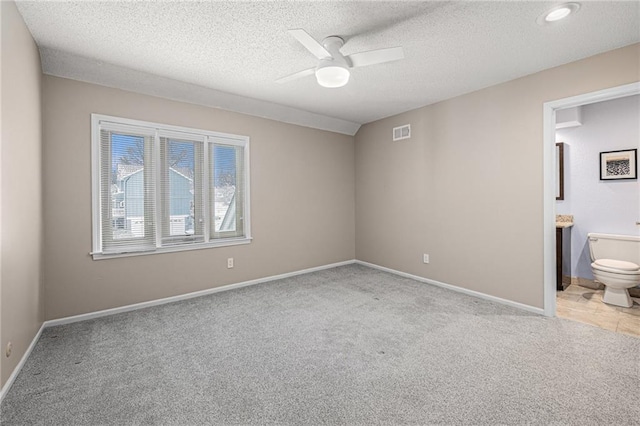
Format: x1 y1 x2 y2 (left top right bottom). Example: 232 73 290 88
227 258 234 269
6 341 12 358
423 254 429 264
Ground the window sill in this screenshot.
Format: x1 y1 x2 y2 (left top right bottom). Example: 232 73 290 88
91 237 252 260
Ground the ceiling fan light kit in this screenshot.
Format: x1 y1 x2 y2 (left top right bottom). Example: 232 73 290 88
316 64 350 88
277 29 404 88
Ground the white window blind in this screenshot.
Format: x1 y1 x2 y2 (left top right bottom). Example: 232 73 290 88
91 115 251 259
100 123 157 254
159 133 205 246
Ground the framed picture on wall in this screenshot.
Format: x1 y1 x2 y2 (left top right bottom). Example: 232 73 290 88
600 149 637 180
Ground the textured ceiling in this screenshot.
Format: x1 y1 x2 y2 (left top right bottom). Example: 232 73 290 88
16 1 640 135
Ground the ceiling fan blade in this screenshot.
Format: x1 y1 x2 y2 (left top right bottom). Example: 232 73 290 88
275 67 316 84
347 46 404 68
288 29 332 59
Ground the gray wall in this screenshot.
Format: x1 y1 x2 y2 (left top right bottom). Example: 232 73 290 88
556 95 640 279
0 1 44 388
355 44 640 309
42 76 355 320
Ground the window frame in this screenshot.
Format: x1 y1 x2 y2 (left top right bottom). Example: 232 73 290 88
91 114 251 260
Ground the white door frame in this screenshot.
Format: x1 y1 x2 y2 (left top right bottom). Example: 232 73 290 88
542 82 640 317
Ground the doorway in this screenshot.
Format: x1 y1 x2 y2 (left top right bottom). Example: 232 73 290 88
542 82 640 317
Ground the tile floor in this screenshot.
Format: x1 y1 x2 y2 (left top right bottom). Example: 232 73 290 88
557 284 640 338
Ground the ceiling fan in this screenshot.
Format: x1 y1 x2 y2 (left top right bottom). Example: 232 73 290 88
276 29 404 88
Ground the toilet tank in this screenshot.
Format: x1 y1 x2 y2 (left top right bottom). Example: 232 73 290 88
588 233 640 264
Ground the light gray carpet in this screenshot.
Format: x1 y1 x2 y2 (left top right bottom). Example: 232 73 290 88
2 264 639 425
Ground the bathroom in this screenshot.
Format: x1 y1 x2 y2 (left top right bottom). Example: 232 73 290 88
554 94 639 336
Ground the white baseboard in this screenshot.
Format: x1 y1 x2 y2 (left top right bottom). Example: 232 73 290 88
355 260 545 316
45 259 356 328
1 258 541 405
0 323 45 405
1 260 356 403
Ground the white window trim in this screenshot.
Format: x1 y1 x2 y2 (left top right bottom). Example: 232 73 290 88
90 113 251 260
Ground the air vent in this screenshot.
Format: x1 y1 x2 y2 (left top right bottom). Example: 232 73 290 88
393 124 411 141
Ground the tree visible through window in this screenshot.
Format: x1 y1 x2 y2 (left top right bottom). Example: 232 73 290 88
213 145 241 234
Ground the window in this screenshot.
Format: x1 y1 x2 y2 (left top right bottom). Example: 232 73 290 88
91 114 250 259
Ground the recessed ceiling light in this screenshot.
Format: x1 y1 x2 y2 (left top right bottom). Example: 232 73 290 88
537 3 580 25
546 7 572 21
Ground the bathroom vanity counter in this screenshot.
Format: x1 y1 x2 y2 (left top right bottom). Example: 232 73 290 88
556 215 574 229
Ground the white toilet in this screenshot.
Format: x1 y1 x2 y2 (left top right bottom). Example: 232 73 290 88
588 233 640 308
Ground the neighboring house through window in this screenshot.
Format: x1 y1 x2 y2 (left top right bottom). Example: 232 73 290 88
91 114 251 259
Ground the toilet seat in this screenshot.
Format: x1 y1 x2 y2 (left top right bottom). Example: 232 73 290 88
592 259 640 275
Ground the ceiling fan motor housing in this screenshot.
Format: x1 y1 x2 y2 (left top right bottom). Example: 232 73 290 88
315 36 350 88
